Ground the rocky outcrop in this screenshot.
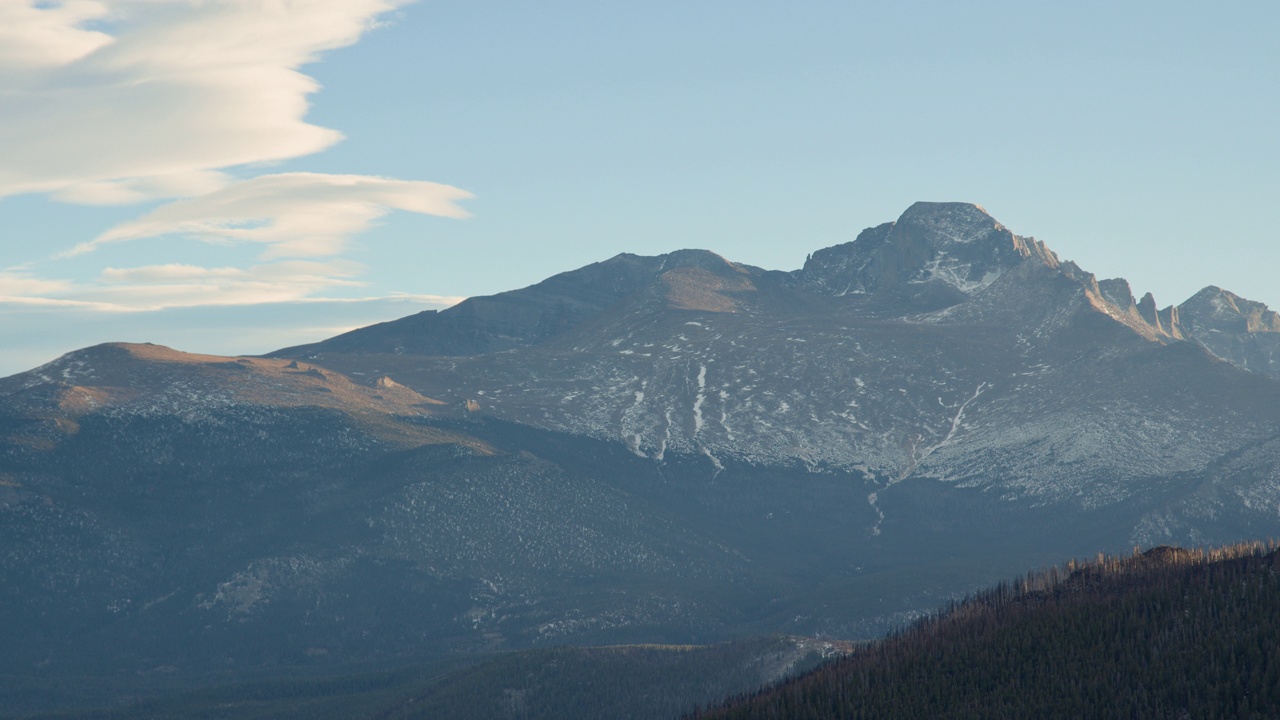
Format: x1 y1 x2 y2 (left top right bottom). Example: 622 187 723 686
1137 292 1162 333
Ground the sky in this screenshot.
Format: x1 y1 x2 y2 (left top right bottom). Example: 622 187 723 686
2 1 1278 376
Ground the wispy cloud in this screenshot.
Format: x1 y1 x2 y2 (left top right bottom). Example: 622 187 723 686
0 0 415 201
70 173 474 258
54 170 234 207
86 259 366 308
0 266 76 297
0 259 463 312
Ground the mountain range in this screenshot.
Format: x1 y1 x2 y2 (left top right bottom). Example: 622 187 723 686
3 202 1278 715
279 201 1280 536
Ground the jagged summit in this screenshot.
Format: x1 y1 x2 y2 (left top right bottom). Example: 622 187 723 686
797 201 1059 301
1180 285 1280 334
1171 285 1280 377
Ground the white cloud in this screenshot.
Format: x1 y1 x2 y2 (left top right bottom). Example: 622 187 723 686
0 266 76 296
98 263 250 283
0 1 112 70
71 173 473 258
0 0 415 200
87 258 369 309
52 170 233 206
0 259 464 313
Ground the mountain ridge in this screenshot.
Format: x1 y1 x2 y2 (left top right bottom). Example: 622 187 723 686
277 202 1280 382
270 203 1280 541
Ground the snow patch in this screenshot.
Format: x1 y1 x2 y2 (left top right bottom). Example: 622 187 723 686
701 446 724 475
920 382 989 461
915 251 1005 293
692 364 707 435
867 491 885 536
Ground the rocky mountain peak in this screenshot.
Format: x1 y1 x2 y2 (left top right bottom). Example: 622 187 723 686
798 201 1059 300
1170 286 1280 377
894 201 1003 242
1097 278 1136 310
1179 286 1280 334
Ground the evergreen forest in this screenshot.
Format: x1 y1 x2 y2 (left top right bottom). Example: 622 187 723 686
694 543 1280 720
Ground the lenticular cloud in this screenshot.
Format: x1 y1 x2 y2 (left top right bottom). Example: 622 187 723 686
0 0 472 319
78 173 475 259
0 0 414 202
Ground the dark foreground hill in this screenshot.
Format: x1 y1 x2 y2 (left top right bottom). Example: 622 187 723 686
11 636 840 720
695 542 1280 720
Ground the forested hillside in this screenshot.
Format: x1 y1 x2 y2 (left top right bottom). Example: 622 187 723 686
695 542 1280 720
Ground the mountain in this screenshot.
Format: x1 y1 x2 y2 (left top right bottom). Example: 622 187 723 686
279 202 1280 538
1175 285 1280 378
694 542 1280 719
4 202 1279 715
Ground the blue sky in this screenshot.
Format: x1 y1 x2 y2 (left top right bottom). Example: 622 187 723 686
2 1 1277 375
